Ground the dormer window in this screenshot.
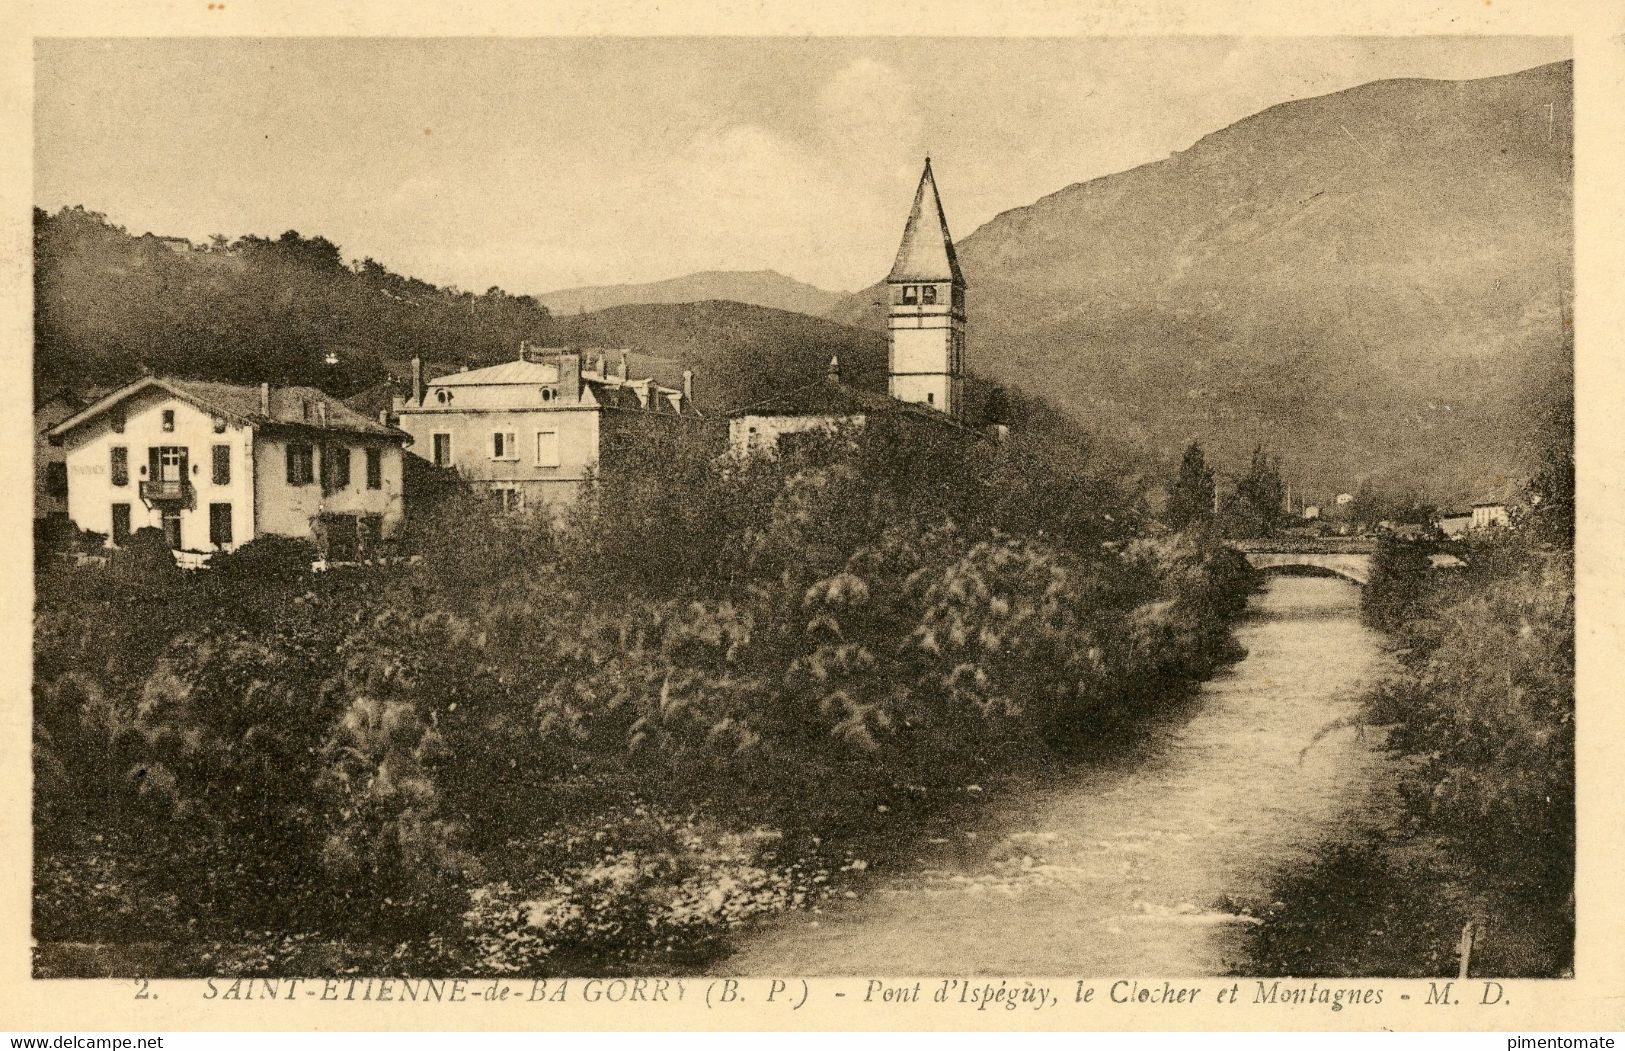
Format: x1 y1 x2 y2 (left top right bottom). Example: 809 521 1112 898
921 285 937 305
212 414 227 433
901 285 919 305
161 409 175 432
110 409 125 434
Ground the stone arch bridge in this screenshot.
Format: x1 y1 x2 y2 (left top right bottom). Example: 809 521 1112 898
1229 537 1461 586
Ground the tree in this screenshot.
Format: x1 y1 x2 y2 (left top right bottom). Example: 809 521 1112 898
1521 396 1574 550
1165 441 1216 530
1220 445 1285 538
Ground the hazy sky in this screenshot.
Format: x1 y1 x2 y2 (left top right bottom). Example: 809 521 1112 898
35 37 1570 294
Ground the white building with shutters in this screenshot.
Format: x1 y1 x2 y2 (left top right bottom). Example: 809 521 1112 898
48 376 409 558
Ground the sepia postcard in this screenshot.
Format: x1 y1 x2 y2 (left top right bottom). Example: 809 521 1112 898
3 0 1623 1035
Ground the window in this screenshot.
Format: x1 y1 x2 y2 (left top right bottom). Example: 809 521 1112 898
212 444 230 485
110 446 129 487
535 429 560 467
921 284 937 305
286 442 315 485
540 387 554 403
926 392 935 406
436 389 453 404
209 503 233 547
318 445 353 492
159 446 185 482
332 447 352 489
492 432 518 461
162 409 175 432
493 486 525 513
111 503 131 545
432 433 453 467
366 448 383 490
45 461 67 499
901 285 919 305
110 410 125 434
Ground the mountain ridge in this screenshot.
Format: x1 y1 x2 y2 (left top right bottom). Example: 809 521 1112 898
537 268 847 318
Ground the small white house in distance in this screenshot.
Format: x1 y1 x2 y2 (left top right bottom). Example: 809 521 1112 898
1471 500 1510 530
1437 511 1474 538
48 376 410 558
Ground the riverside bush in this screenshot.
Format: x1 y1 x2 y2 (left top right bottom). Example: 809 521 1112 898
1369 552 1574 896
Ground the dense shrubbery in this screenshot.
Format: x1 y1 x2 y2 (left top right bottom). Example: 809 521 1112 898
35 424 1257 974
1360 538 1435 634
1364 536 1574 901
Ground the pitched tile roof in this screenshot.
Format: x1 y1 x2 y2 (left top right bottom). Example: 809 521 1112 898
887 158 966 286
430 360 562 387
582 380 647 411
48 376 407 442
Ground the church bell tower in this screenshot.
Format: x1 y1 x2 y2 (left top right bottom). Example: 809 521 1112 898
887 157 966 419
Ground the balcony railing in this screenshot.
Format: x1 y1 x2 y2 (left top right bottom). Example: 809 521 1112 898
139 478 191 502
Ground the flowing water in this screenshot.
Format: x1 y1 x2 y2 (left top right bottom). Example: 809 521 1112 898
725 574 1402 976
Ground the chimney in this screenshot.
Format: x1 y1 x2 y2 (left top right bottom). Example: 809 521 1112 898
259 382 271 417
681 369 694 407
558 352 582 402
617 350 629 382
518 340 528 363
410 356 424 405
826 355 841 384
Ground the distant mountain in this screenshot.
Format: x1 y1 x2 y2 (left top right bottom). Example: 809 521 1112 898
538 270 847 318
830 61 1573 505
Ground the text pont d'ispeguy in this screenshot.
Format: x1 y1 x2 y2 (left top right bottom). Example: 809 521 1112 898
193 977 1511 1013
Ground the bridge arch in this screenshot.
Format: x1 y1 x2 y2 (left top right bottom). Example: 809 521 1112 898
1242 551 1371 586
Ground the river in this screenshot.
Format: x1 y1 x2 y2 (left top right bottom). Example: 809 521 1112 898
725 574 1402 976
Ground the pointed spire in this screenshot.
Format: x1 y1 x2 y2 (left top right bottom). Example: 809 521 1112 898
888 157 966 286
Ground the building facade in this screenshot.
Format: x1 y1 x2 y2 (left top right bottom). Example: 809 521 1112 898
392 345 696 512
49 377 408 557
